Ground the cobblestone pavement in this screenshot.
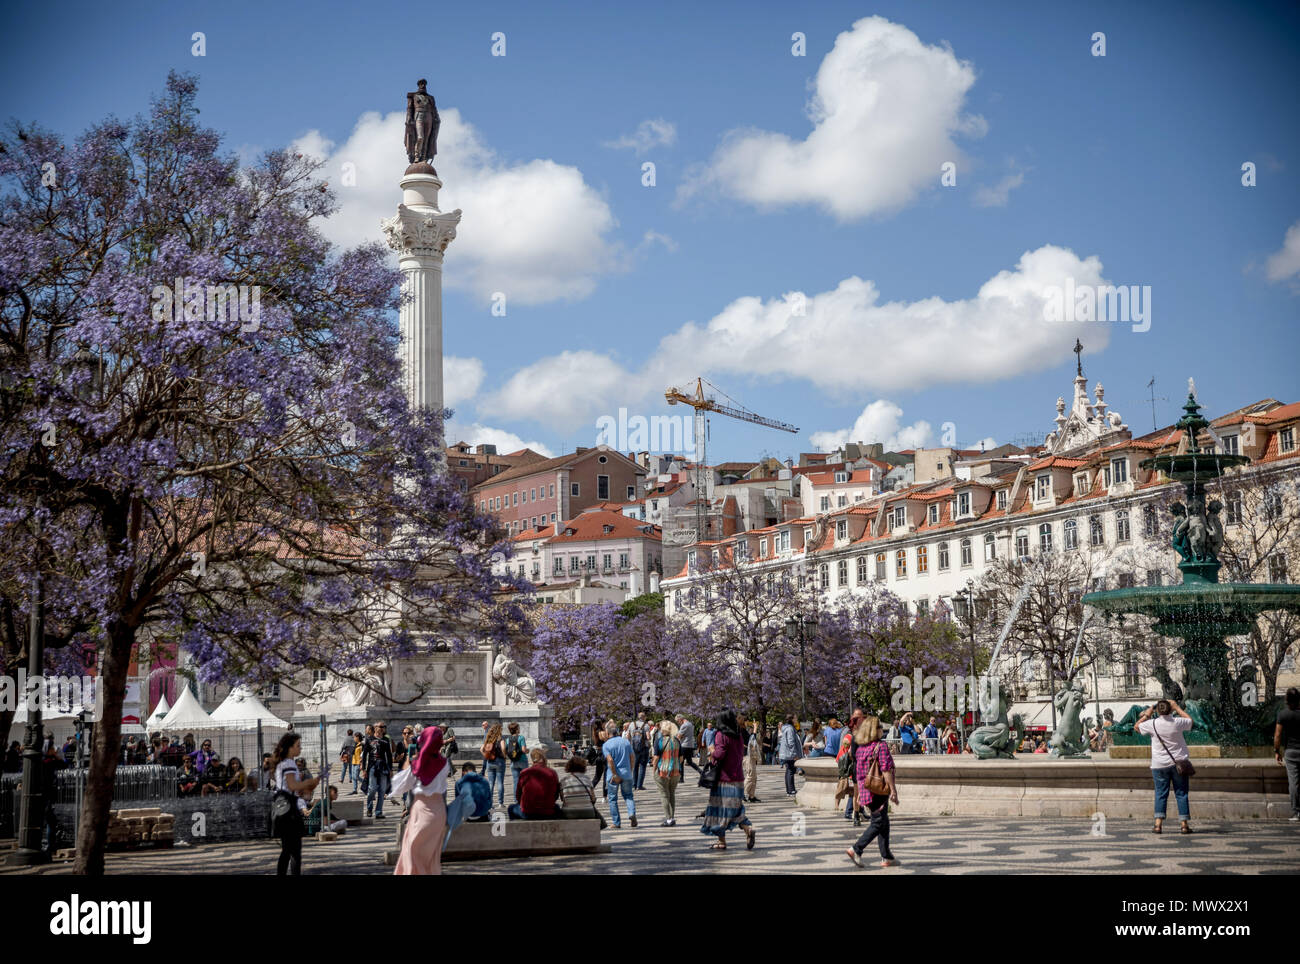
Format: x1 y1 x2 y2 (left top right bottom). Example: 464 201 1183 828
6 767 1298 875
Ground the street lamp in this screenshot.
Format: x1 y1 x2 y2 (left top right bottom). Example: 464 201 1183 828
785 614 818 724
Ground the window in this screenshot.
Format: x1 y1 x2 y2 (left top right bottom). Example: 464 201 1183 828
1036 475 1050 500
917 545 929 574
585 554 597 572
837 495 847 507
804 527 813 545
1222 434 1239 455
958 492 971 516
916 598 930 617
1146 570 1164 587
835 471 848 483
627 486 635 500
530 487 537 501
961 538 972 567
550 513 556 523
895 550 907 578
929 504 939 524
1143 504 1158 538
982 532 995 561
1116 509 1131 543
1015 528 1030 560
312 669 328 683
836 520 848 540
759 538 767 557
1090 515 1104 547
1073 473 1088 496
571 482 580 497
891 506 906 530
876 553 886 581
512 492 518 506
938 542 950 570
820 496 830 511
1280 427 1295 453
1117 571 1135 589
778 530 791 552
554 558 564 574
1039 522 1053 553
1264 487 1283 521
619 552 629 569
1064 518 1078 550
549 484 555 497
517 563 525 578
819 563 830 590
1226 493 1242 525
837 559 848 586
767 572 776 592
597 475 609 501
1270 554 1289 584
568 556 579 572
602 553 612 571
997 490 1008 510
1111 458 1128 484
857 555 868 583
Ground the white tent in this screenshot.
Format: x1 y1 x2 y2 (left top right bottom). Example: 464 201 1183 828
209 686 287 730
157 685 212 729
144 693 171 730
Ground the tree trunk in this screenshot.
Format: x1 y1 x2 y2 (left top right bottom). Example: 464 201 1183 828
72 620 133 875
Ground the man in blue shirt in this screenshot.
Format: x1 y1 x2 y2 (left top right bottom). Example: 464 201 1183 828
602 718 638 828
702 721 716 752
454 763 494 821
923 719 939 754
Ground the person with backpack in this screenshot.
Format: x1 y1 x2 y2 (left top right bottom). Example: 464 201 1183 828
480 722 507 806
778 715 804 797
838 709 865 822
631 713 651 790
588 721 608 794
270 732 319 875
844 715 898 868
504 722 529 798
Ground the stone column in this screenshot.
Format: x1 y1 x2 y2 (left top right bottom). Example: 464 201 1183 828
381 170 462 416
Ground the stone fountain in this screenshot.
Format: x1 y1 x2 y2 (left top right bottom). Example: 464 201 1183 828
1082 383 1300 747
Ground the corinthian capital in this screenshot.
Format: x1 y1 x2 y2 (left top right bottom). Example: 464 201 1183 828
381 205 463 258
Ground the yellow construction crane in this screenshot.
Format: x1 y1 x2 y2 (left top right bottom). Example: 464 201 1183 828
665 377 799 546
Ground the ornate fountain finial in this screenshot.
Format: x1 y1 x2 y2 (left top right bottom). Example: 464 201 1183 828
1073 338 1084 377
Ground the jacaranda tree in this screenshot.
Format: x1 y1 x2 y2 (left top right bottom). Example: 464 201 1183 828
0 74 513 873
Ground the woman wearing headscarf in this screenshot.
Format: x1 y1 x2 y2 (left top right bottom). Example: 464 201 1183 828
700 708 755 851
392 726 450 875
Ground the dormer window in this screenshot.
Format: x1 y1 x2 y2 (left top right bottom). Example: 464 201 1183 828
803 527 813 544
602 524 614 534
759 538 768 556
997 490 1008 510
1110 458 1128 485
1073 473 1088 496
836 520 848 540
957 492 971 516
1221 434 1239 455
1036 475 1050 501
928 504 939 524
835 470 848 483
1280 427 1295 453
891 506 906 529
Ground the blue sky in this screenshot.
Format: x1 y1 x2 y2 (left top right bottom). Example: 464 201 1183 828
4 0 1298 461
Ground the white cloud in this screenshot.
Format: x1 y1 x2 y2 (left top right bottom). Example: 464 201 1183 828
443 356 485 409
677 16 985 220
605 118 677 155
810 400 933 452
967 436 998 452
445 421 554 459
293 109 620 305
1264 220 1300 284
480 243 1112 433
974 172 1025 208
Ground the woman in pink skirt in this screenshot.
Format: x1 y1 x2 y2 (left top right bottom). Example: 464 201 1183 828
394 726 449 875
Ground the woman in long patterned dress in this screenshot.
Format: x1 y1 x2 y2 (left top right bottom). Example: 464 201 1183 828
393 726 449 875
700 708 756 852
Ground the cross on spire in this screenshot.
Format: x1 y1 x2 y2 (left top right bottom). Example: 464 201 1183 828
1073 338 1084 377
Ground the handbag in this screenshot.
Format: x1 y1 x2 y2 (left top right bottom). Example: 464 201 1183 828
862 743 890 797
698 736 723 789
1151 717 1196 777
